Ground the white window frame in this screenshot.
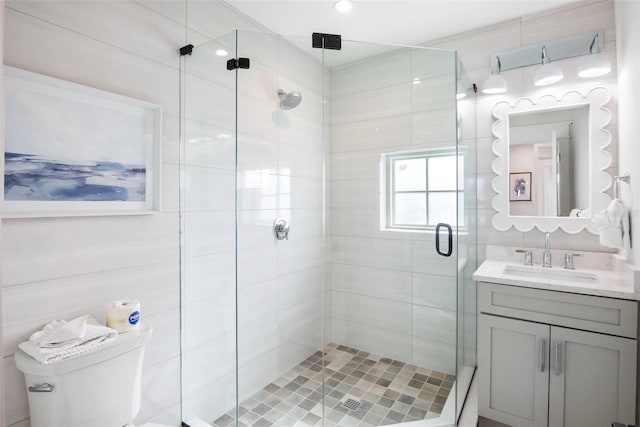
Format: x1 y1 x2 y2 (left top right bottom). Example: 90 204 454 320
381 147 464 232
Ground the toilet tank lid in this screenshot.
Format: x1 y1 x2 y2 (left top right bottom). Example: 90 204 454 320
15 319 152 376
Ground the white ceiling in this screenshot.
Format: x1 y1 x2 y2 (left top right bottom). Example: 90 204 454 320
226 0 581 48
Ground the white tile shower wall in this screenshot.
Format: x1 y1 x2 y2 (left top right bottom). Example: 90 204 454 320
424 0 619 260
0 1 266 426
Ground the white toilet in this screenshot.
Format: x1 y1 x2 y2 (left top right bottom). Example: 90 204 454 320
15 319 153 427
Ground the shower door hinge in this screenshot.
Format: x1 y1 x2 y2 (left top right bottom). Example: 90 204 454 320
181 422 192 427
227 58 251 70
179 44 194 56
312 32 342 50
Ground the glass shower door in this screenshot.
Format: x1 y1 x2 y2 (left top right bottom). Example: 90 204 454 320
322 39 476 425
455 56 478 422
180 31 239 426
180 30 477 427
234 31 328 427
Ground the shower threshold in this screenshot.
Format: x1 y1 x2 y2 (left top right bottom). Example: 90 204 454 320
212 342 455 427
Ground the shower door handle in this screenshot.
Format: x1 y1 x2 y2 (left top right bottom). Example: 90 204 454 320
435 223 453 257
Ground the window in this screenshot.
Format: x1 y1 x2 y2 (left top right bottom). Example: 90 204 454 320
382 149 464 231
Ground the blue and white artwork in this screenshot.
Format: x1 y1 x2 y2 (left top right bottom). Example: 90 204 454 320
4 75 148 203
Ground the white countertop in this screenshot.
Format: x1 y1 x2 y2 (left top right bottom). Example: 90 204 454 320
473 259 637 300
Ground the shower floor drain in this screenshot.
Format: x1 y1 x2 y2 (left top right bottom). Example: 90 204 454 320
343 398 362 411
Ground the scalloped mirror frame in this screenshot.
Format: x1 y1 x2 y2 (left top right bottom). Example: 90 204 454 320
491 87 612 234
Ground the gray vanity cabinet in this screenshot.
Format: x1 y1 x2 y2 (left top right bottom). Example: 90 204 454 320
479 314 549 426
548 326 636 426
478 282 637 427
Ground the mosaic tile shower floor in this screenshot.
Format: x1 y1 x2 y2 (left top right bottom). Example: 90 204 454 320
212 343 455 427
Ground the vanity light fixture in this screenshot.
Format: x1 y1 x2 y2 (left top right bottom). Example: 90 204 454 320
333 0 353 13
482 56 508 94
534 46 564 86
578 33 611 78
485 30 609 93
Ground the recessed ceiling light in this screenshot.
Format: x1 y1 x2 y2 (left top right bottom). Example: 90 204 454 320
333 0 353 13
215 49 229 57
412 78 421 85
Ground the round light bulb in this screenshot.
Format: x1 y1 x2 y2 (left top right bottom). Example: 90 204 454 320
482 74 508 94
578 52 612 78
534 63 564 86
333 0 353 13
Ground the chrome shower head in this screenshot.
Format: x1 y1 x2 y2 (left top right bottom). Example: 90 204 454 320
278 89 302 110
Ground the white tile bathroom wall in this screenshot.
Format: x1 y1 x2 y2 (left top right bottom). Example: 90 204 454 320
424 0 619 261
0 1 267 426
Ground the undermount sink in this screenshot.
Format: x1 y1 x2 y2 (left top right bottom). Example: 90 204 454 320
502 264 599 285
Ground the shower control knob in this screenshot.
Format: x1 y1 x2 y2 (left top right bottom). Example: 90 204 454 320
273 217 290 240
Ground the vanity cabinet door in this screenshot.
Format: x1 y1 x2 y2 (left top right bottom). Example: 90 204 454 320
548 326 637 427
478 314 550 427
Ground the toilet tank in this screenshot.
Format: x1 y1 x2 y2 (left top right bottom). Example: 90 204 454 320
15 319 152 427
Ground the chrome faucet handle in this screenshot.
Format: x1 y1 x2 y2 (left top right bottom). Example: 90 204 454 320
564 253 583 270
515 249 533 266
543 232 552 268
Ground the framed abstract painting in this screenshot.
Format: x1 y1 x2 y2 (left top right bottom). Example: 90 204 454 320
3 66 162 218
509 172 532 202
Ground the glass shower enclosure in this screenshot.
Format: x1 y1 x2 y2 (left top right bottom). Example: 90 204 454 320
179 30 477 427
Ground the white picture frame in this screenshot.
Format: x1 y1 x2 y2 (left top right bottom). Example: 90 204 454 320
3 66 162 218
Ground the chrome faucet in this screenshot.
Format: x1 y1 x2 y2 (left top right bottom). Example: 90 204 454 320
564 253 583 270
515 249 533 266
543 232 552 268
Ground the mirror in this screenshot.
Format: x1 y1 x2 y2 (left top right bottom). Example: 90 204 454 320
491 87 612 233
508 105 589 217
